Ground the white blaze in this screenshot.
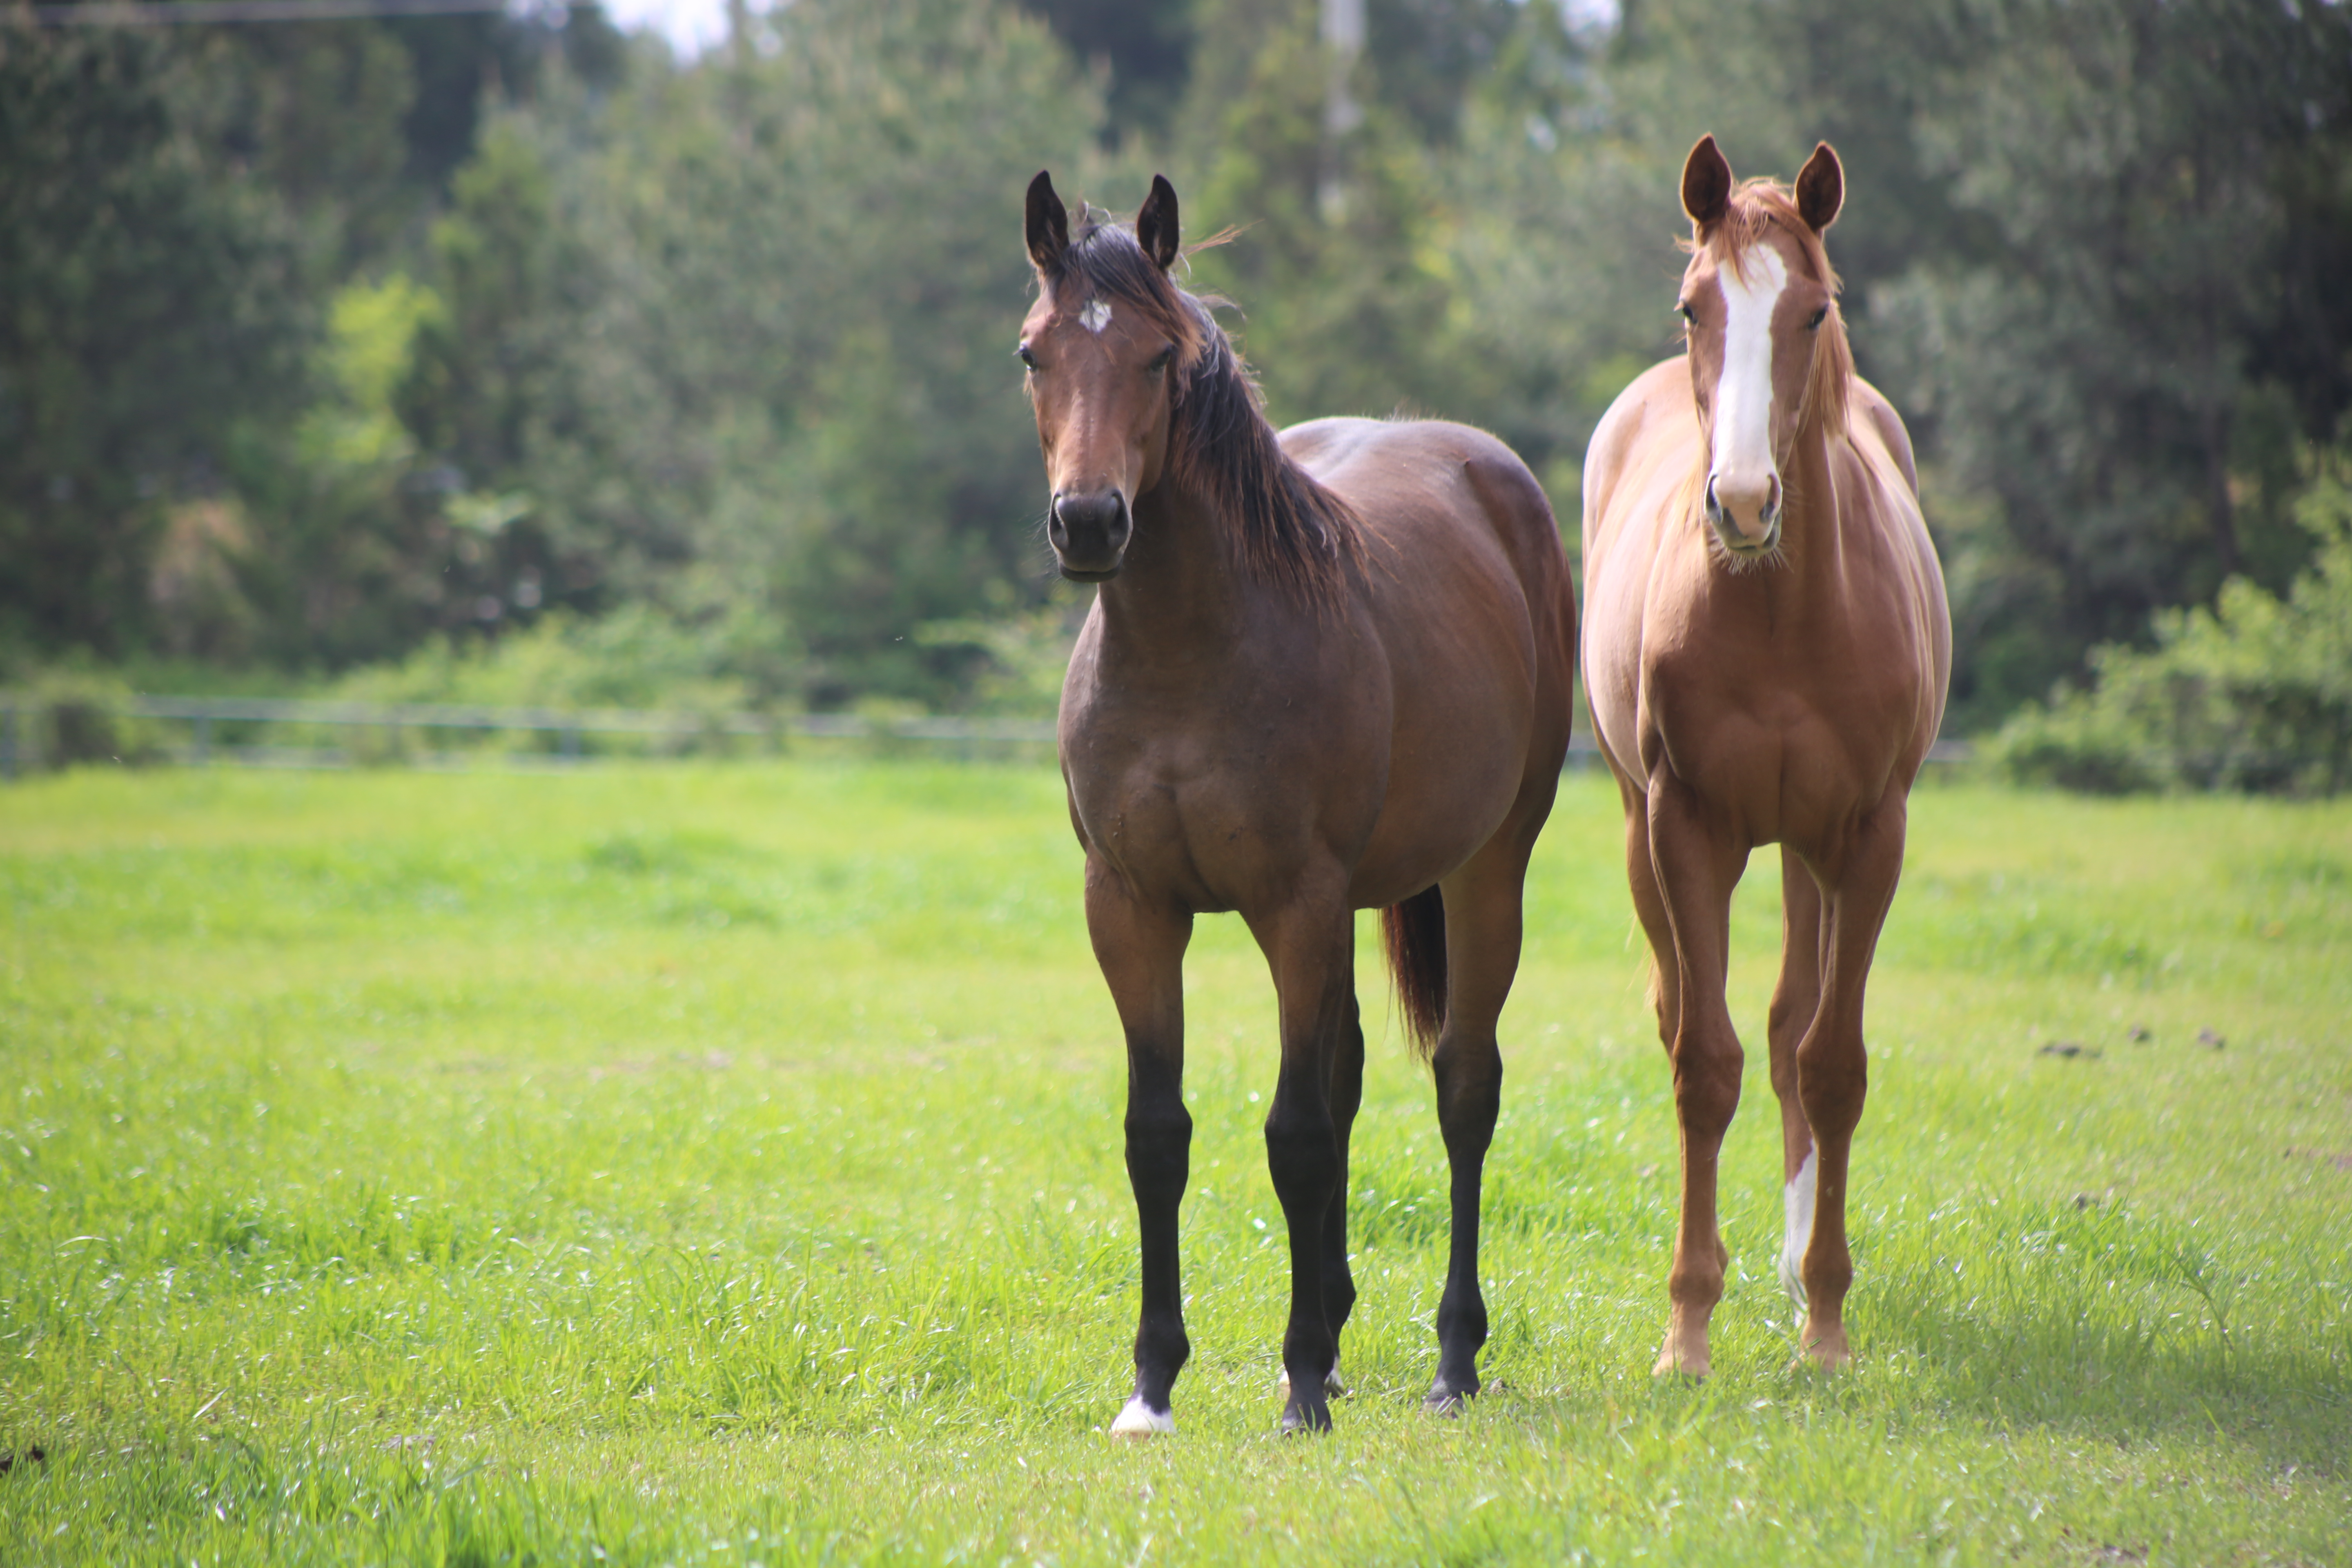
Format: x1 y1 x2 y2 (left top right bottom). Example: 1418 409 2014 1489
1710 247 1788 496
1080 298 1114 335
1779 1145 1817 1319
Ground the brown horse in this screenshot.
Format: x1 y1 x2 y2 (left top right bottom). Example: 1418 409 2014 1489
1581 137 1951 1376
1021 172 1576 1434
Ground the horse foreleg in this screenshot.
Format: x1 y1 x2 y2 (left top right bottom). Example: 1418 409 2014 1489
1250 886 1354 1434
1768 846 1827 1322
1085 862 1196 1437
1795 800 1907 1371
1320 993 1366 1394
1618 770 1683 1054
1646 773 1747 1379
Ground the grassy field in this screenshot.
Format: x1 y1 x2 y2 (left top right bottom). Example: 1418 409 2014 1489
1 759 2347 1565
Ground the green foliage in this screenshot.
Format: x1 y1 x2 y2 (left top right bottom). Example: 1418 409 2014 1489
1179 1 1465 427
0 669 167 773
1 767 2348 1561
11 0 2352 730
421 0 1114 709
323 606 752 715
1990 470 2352 795
0 28 306 657
1872 0 2352 725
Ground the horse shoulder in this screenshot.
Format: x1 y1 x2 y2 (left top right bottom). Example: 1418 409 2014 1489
1824 436 1952 759
1849 377 1920 497
1584 363 1690 496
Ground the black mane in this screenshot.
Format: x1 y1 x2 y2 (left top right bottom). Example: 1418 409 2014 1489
1041 213 1364 605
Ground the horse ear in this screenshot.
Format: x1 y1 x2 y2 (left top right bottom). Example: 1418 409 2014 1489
1027 170 1069 273
1795 142 1843 234
1136 174 1180 271
1682 134 1733 230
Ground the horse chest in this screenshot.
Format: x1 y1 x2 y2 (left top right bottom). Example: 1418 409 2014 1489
1061 693 1360 904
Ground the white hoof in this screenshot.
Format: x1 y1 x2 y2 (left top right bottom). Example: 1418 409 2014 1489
1276 1361 1348 1398
1109 1395 1174 1439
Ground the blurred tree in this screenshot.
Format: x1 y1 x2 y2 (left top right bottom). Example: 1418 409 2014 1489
0 28 305 658
436 0 1109 707
382 6 627 191
1874 0 2352 727
1176 0 1465 427
1017 0 1194 141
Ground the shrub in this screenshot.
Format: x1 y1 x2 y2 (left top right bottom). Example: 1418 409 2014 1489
2 670 168 773
1988 472 2352 795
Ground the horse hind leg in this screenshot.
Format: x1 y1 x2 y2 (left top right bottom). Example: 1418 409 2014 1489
1417 836 1537 1414
1280 989 1364 1404
1768 846 1827 1323
1619 772 1684 1057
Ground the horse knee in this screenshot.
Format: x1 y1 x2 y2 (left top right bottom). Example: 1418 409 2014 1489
1430 1039 1501 1156
1794 1041 1866 1139
1263 1104 1338 1207
1670 1042 1742 1143
1766 989 1812 1049
1125 1107 1192 1202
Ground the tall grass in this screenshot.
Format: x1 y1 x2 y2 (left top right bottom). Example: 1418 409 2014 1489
2 763 2346 1564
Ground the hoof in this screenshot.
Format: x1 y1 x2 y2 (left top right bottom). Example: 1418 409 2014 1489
1795 1325 1851 1373
1109 1394 1175 1439
1276 1394 1333 1435
1652 1347 1710 1379
1276 1360 1348 1399
1423 1366 1478 1416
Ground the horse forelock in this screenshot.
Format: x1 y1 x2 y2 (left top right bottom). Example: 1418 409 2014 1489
1683 178 1852 442
1045 216 1362 607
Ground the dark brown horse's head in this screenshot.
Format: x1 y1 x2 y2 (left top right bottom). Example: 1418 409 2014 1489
1018 172 1197 581
1675 135 1853 562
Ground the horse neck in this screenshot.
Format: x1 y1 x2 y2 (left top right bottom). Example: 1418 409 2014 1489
1766 416 1853 603
1093 478 1256 653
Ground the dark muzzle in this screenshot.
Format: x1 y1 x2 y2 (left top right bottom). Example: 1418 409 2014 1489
1049 489 1132 581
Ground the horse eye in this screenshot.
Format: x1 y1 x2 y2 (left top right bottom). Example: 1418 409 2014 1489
1806 306 1828 330
1676 302 1696 324
1148 347 1176 375
1016 344 1038 370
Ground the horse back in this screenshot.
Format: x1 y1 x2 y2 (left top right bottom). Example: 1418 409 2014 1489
1283 417 1578 902
1284 417 1575 708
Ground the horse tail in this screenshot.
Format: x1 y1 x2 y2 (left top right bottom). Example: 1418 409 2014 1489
1381 885 1448 1061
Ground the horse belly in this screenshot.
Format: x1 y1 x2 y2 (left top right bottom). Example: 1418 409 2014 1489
1347 691 1527 908
1348 597 1550 905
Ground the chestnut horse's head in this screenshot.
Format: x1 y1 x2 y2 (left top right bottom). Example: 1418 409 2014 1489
1020 171 1201 582
1674 135 1853 562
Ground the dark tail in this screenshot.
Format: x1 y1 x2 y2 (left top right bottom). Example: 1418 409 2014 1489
1380 885 1448 1061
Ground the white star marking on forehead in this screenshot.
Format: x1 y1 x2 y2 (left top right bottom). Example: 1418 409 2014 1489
1079 298 1113 335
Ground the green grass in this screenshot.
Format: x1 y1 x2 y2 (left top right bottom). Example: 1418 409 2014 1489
2 761 2348 1565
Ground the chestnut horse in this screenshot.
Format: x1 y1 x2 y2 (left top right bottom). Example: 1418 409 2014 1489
1021 172 1576 1434
1581 138 1950 1376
